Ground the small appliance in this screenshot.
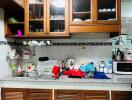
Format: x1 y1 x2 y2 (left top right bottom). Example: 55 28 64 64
113 62 132 74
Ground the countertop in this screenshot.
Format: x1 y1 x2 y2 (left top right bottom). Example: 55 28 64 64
1 74 132 84
0 74 132 90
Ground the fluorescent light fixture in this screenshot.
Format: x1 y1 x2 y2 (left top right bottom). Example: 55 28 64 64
52 0 65 8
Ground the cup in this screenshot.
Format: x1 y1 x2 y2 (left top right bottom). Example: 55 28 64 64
17 29 22 37
103 8 107 12
52 66 60 75
107 9 111 12
104 68 108 73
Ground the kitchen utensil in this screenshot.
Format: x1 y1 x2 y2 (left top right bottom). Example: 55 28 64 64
66 58 75 69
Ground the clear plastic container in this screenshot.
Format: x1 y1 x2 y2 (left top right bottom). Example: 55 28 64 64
8 57 37 77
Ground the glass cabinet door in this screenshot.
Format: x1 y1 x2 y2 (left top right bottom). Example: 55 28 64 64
48 0 68 35
28 0 46 34
97 0 118 23
71 0 92 24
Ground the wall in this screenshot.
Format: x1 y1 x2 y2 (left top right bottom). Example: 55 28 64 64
121 2 132 37
35 39 112 69
0 8 11 78
121 2 132 17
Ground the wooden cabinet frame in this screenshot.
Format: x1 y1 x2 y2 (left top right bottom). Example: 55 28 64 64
70 0 121 25
69 0 121 34
25 0 69 37
95 0 121 24
70 0 94 25
25 0 47 36
47 0 69 36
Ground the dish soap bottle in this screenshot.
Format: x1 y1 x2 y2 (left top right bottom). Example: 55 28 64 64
16 65 22 77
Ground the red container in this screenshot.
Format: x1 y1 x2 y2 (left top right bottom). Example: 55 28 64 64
52 66 60 78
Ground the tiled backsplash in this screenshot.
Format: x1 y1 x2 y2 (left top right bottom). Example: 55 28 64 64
35 39 112 68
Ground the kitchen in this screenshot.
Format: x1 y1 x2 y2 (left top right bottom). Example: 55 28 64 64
0 0 132 100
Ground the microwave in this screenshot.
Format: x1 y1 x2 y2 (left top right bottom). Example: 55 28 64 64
113 62 132 74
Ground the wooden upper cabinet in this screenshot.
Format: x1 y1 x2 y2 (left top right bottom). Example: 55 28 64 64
1 88 26 100
112 91 132 100
25 0 47 36
47 0 69 36
25 0 69 37
27 89 52 100
54 90 81 100
81 90 109 100
70 0 94 25
70 0 120 25
95 0 121 24
70 0 121 33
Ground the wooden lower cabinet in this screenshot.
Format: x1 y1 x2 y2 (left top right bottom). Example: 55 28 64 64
54 90 81 100
2 88 132 100
81 90 109 100
112 91 132 100
54 90 109 100
27 89 52 100
1 88 52 100
1 88 26 100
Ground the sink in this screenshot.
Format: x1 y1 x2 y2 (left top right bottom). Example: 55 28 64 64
38 74 54 80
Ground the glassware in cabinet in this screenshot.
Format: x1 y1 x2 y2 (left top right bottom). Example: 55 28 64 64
28 0 45 33
49 0 66 33
72 0 92 23
97 0 116 21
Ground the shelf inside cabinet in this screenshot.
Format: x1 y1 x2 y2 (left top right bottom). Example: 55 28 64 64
50 19 65 21
98 11 116 13
8 22 24 25
73 12 91 14
29 3 44 5
29 19 44 21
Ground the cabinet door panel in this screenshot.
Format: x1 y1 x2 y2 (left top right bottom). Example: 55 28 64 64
81 90 109 100
112 91 132 100
96 0 121 24
27 89 52 100
1 88 26 100
54 90 81 100
25 0 47 36
47 0 69 36
70 0 93 25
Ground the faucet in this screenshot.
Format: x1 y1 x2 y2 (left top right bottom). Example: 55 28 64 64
34 68 39 80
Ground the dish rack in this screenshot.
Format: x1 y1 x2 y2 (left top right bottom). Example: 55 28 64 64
37 60 58 77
